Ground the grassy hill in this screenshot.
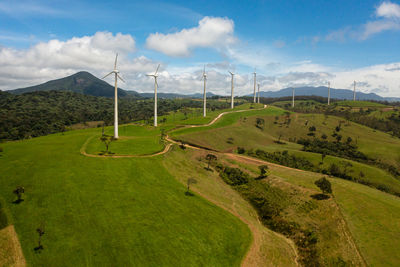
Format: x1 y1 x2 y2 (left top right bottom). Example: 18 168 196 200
170 106 400 266
0 126 251 266
1 103 400 266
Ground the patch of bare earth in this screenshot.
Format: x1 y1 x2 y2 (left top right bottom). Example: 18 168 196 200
0 225 26 267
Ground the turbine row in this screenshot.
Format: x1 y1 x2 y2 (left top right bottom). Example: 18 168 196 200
103 53 356 138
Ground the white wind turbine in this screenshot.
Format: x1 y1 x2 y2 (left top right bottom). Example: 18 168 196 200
353 80 356 101
147 64 160 127
257 83 260 103
103 53 125 139
228 71 235 109
202 66 207 117
327 81 331 105
292 87 295 107
253 69 257 103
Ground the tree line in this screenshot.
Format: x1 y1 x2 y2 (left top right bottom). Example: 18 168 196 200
0 90 231 140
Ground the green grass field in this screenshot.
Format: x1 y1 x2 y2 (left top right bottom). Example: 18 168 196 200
2 103 400 266
85 124 167 155
334 100 388 107
0 128 251 266
173 105 400 266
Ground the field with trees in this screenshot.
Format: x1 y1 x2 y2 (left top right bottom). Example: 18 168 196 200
1 99 400 266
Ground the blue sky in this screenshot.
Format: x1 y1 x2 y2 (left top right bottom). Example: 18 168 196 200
1 0 400 96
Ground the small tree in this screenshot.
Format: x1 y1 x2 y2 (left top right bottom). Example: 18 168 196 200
315 177 332 195
255 118 265 130
186 178 198 194
321 133 327 140
13 186 25 203
321 153 327 163
35 224 45 251
100 134 115 154
258 165 270 178
205 154 217 170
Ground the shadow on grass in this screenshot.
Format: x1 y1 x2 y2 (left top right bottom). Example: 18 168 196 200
310 193 330 200
185 191 195 197
34 245 43 253
204 167 213 172
98 151 115 156
12 199 24 204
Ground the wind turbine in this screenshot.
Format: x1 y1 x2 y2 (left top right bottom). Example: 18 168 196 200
327 81 331 105
147 64 160 127
228 71 235 109
257 83 260 104
103 53 125 139
353 80 356 101
202 65 207 117
292 87 295 107
253 69 257 103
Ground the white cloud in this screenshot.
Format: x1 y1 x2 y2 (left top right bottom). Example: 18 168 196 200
0 32 147 90
1 31 399 98
376 1 400 18
145 16 235 57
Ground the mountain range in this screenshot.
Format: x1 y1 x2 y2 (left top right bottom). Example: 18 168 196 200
4 71 399 102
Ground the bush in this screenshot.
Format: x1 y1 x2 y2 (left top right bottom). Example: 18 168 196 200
219 167 249 185
237 147 246 154
314 177 332 194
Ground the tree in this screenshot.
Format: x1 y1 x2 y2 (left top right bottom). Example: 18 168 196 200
258 165 270 178
186 178 198 194
346 136 353 144
255 118 265 129
315 177 332 194
321 133 327 140
35 224 45 251
99 134 115 154
13 186 25 203
205 154 217 170
321 153 327 163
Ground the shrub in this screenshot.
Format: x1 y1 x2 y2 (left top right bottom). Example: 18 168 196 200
314 177 332 194
219 167 249 185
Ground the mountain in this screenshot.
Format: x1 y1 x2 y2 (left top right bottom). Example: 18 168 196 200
255 86 400 102
8 71 141 98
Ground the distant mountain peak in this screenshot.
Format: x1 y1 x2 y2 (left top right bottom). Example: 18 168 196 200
7 71 140 98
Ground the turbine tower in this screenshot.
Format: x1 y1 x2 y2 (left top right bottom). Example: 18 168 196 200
253 69 257 103
353 80 356 101
327 81 331 105
257 83 260 104
147 64 160 127
228 71 235 109
202 66 207 117
292 87 295 107
103 53 125 139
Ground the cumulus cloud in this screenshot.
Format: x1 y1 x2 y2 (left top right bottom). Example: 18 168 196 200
376 1 400 18
145 16 235 57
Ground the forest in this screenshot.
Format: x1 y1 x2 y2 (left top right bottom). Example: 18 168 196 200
0 90 231 140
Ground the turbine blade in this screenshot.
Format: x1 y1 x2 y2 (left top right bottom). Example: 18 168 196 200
155 64 160 75
102 72 113 79
114 53 118 69
117 73 125 83
203 65 205 75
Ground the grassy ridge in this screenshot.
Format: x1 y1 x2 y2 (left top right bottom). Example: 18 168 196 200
174 106 400 266
0 128 251 266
